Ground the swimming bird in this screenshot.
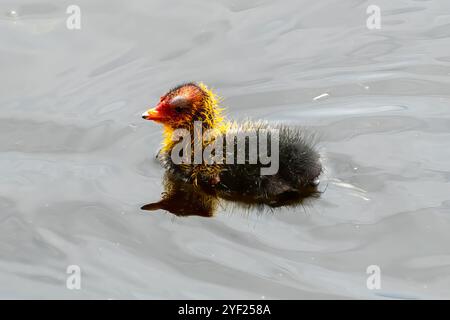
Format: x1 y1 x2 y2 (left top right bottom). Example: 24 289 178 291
142 82 322 207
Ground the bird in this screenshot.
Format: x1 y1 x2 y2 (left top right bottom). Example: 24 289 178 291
142 82 322 209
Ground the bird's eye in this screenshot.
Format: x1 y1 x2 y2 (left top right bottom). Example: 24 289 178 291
171 96 189 114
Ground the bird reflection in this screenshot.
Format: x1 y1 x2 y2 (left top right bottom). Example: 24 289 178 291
141 171 320 217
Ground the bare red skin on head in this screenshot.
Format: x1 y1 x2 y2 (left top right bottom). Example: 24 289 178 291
151 84 205 123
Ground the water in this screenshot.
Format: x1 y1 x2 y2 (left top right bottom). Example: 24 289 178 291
1 0 450 299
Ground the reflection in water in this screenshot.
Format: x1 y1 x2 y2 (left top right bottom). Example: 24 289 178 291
141 171 320 217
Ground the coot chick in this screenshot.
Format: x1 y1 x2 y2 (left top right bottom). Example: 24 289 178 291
142 82 322 207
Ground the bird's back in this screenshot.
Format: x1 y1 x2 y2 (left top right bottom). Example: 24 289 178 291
217 121 321 202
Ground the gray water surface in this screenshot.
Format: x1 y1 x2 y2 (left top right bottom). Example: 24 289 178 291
1 0 450 299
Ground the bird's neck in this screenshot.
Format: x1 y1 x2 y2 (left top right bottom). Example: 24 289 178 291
162 115 231 156
160 118 229 154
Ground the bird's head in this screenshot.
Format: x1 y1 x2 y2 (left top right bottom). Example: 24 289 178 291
142 82 223 130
